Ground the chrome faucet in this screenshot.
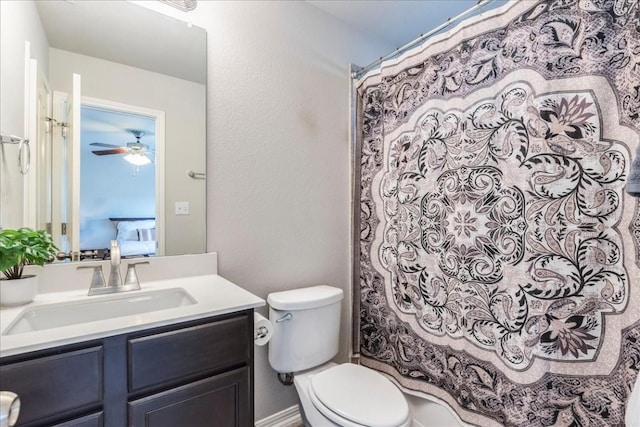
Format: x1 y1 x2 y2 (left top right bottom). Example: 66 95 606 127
78 241 149 296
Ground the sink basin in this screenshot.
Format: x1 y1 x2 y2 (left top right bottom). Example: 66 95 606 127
2 288 196 335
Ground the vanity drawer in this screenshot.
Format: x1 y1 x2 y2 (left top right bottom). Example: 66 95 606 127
0 346 103 426
128 314 250 393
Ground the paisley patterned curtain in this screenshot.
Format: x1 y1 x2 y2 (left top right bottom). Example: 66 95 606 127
353 1 640 425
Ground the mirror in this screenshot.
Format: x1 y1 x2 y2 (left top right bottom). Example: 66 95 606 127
1 0 207 260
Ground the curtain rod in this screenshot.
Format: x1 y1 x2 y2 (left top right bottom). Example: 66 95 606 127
352 0 497 80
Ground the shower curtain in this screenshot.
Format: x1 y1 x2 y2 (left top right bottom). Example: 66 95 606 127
353 1 640 425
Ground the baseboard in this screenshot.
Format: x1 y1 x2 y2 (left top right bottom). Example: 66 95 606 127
255 405 302 427
255 403 423 427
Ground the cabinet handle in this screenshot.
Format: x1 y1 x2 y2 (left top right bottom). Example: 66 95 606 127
0 391 20 427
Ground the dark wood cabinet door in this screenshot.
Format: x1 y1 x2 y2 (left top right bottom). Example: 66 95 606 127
0 346 103 426
128 367 250 427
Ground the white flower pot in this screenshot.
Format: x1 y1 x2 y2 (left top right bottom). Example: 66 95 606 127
0 275 38 306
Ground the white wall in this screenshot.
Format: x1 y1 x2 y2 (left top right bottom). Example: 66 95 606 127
190 1 392 419
48 48 206 256
0 0 49 229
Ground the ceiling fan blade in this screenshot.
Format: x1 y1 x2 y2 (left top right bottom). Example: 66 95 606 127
90 142 122 148
92 148 128 156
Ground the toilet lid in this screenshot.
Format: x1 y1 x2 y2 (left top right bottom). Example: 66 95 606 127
309 364 410 427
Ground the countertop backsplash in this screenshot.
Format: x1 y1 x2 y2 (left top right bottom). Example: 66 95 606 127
23 252 219 294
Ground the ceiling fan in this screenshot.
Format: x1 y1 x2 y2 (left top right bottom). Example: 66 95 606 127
90 129 153 166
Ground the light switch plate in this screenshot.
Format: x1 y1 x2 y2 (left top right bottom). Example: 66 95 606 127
175 201 190 215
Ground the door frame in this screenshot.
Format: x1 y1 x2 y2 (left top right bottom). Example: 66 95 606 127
81 96 166 257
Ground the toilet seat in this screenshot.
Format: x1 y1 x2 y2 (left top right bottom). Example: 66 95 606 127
308 364 411 427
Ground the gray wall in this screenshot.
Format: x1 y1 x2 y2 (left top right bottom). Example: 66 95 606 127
196 1 392 419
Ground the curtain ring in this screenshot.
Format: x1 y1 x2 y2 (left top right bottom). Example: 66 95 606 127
18 138 30 175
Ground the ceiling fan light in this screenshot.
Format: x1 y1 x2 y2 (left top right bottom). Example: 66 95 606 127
123 153 151 166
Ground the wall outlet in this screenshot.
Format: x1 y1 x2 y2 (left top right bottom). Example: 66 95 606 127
175 201 190 215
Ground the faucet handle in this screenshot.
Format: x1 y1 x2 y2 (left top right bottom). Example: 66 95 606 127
77 264 107 295
124 261 149 290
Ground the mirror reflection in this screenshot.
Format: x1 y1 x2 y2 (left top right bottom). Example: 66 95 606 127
80 105 158 258
1 0 207 260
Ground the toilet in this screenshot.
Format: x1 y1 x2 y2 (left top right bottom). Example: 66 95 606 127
267 285 411 427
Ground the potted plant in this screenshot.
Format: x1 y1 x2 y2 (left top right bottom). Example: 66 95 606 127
0 228 58 306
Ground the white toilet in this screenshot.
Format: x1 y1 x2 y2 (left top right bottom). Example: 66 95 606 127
267 285 411 427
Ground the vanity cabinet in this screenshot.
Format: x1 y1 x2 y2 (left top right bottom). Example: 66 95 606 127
129 367 249 426
0 310 254 427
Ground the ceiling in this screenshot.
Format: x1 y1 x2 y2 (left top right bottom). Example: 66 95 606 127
36 0 504 85
307 0 499 50
35 0 206 85
81 106 156 156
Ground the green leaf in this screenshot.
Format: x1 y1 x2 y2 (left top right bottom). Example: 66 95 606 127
0 228 58 279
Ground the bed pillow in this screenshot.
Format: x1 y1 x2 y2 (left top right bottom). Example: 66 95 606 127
137 228 156 241
116 220 156 241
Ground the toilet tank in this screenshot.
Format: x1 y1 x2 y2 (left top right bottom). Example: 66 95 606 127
267 286 343 373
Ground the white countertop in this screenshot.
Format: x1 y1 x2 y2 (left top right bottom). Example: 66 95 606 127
0 274 265 358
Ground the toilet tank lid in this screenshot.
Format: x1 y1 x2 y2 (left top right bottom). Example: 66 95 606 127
268 286 343 310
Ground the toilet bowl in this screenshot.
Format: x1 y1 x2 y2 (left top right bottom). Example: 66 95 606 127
266 286 411 427
294 362 411 427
